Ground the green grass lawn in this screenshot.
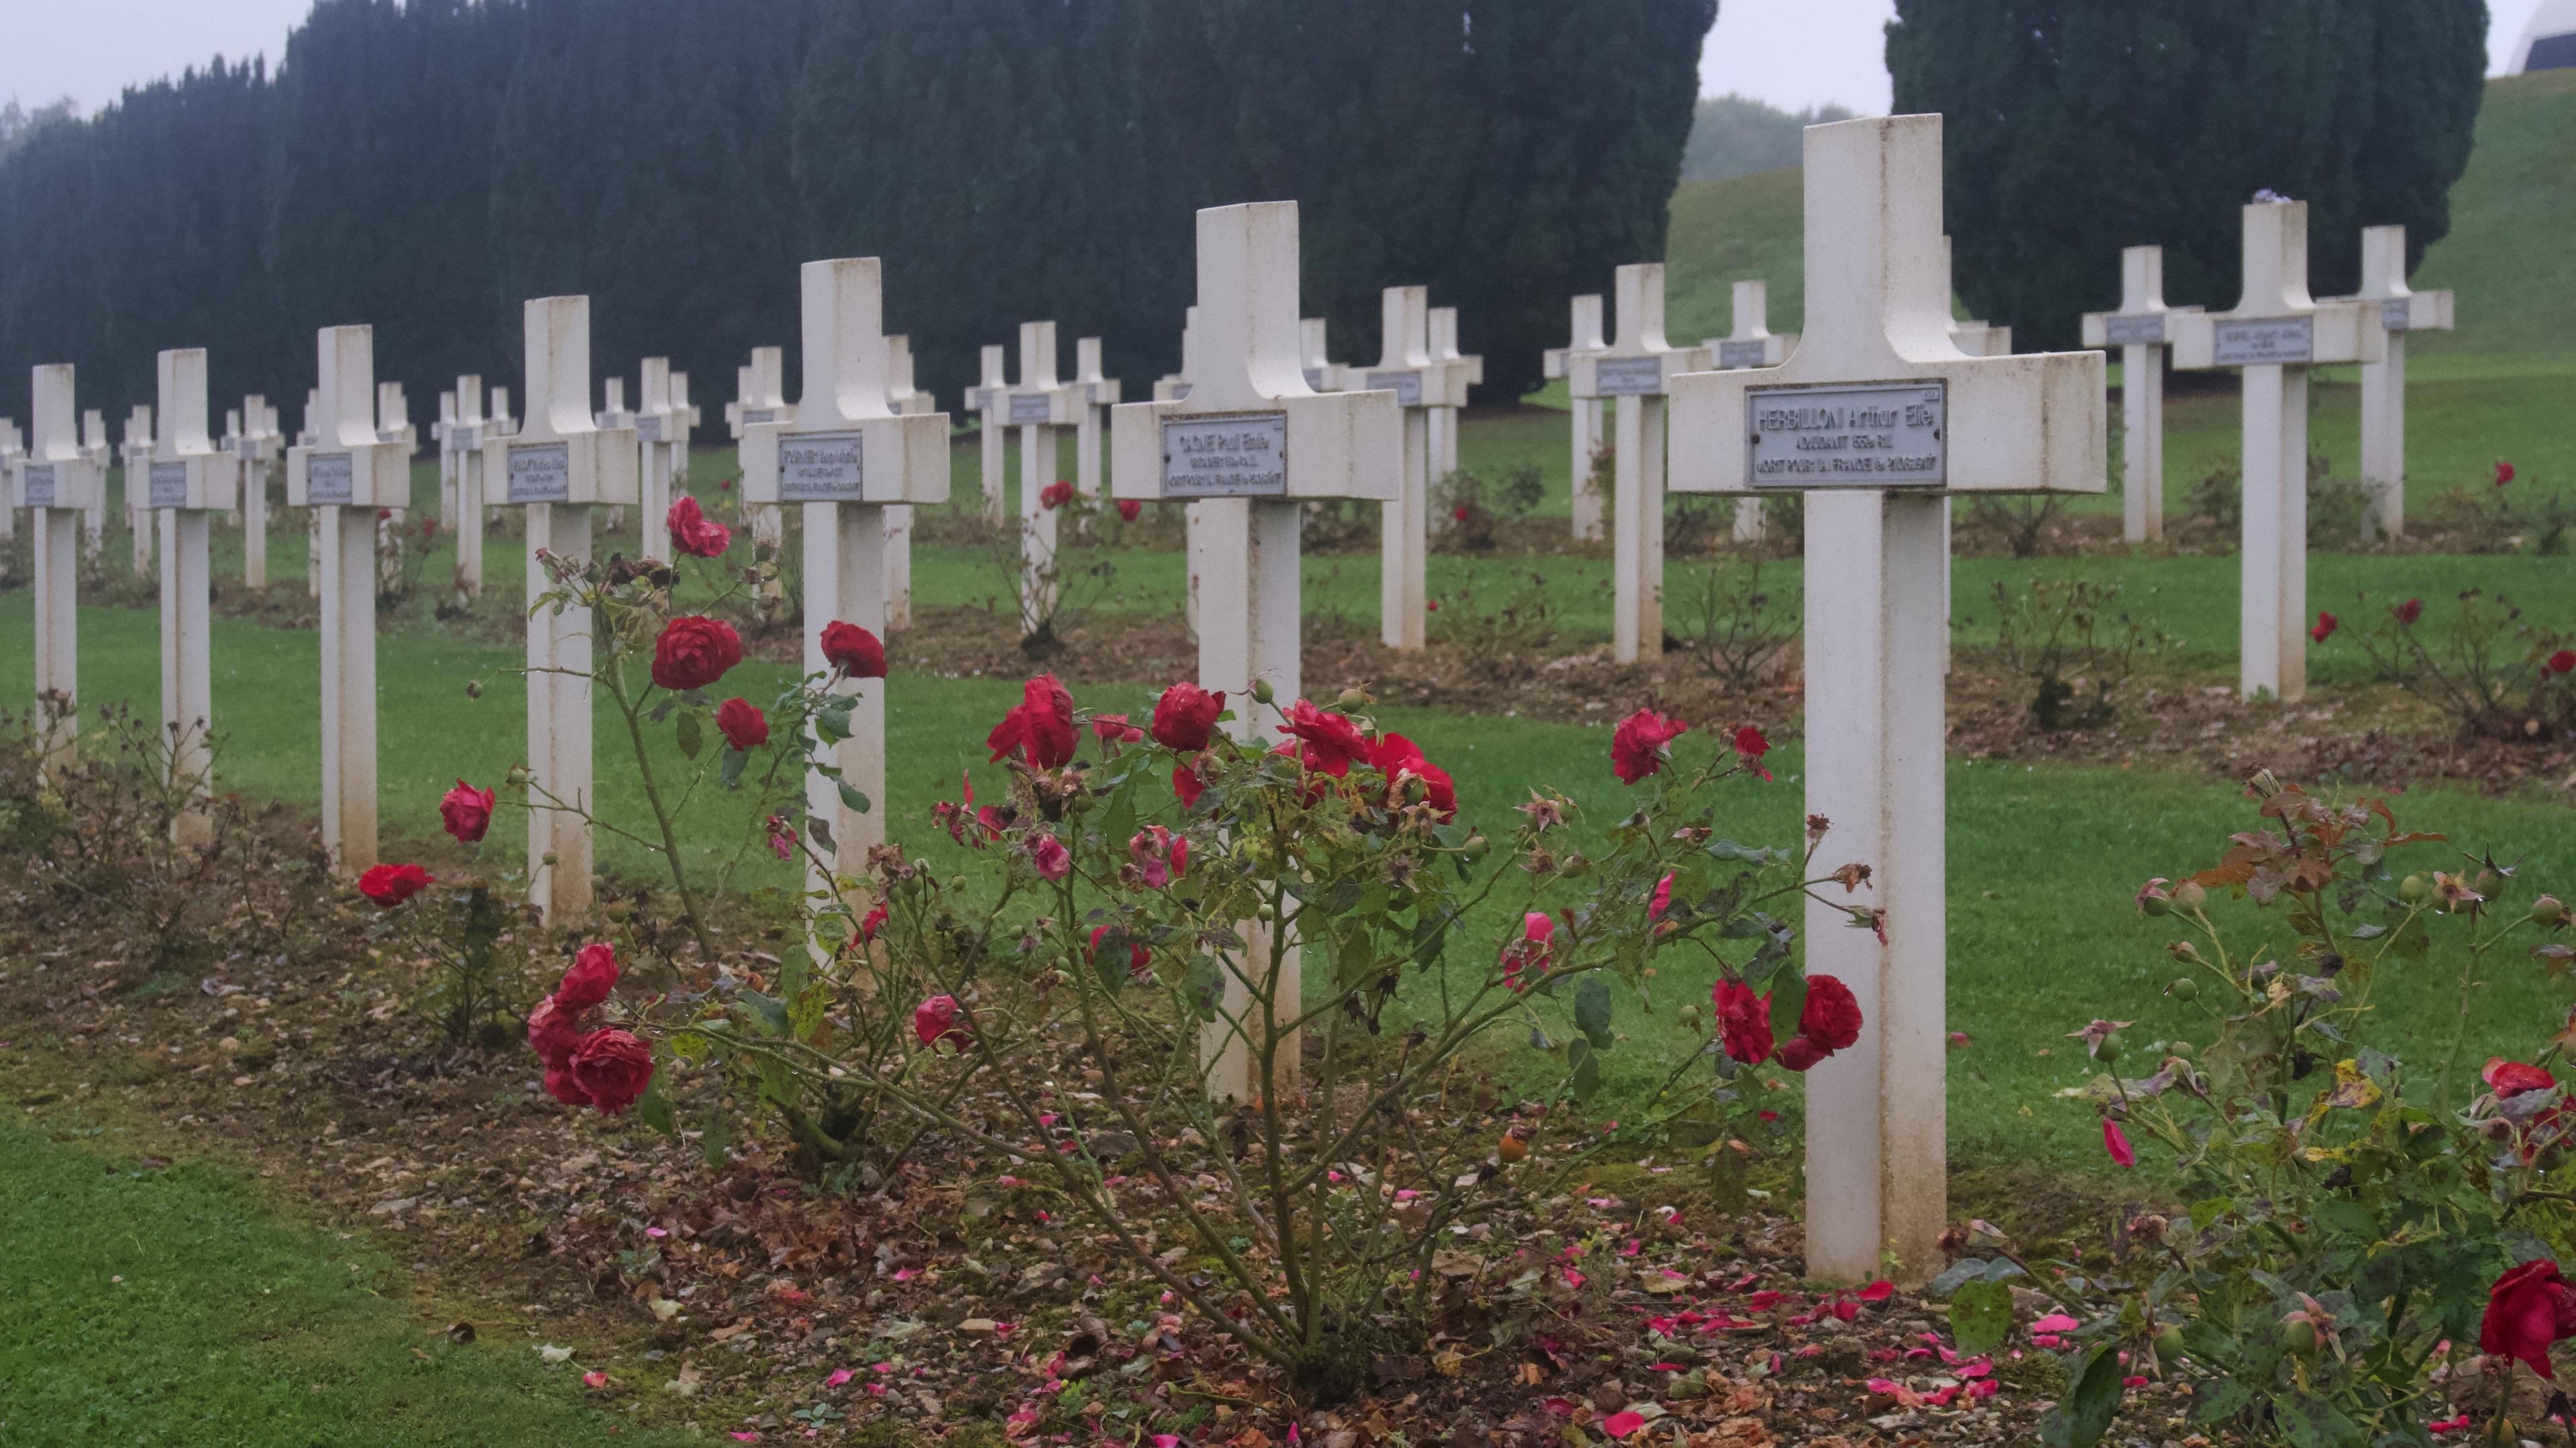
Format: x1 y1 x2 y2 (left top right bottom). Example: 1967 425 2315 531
0 1124 691 1445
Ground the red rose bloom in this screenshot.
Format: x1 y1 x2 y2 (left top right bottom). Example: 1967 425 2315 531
1611 709 1688 785
1040 480 1075 510
2481 1258 2576 1379
987 675 1077 769
2496 460 2517 486
1089 924 1152 979
1774 1036 1829 1072
652 615 743 691
914 995 970 1048
1713 978 1774 1066
1173 763 1205 807
716 696 769 752
1731 724 1772 781
439 779 494 843
2487 1058 2558 1099
543 1066 592 1108
2310 611 2339 643
665 495 731 558
2393 598 2422 626
1116 498 1141 522
857 902 888 944
527 993 584 1068
1277 700 1368 777
1797 974 1863 1052
1152 683 1224 752
555 942 619 1011
358 862 432 907
820 620 887 679
1365 732 1457 820
569 1029 654 1115
1090 712 1145 744
2551 650 2576 675
2102 1115 2137 1168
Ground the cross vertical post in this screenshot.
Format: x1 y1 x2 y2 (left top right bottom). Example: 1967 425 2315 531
1545 295 1609 541
1669 115 2104 1284
1073 336 1119 500
148 348 244 845
1113 201 1403 1103
882 333 932 628
743 259 950 891
2343 225 2452 539
1426 305 1481 488
12 364 105 777
2173 201 2383 702
1572 268 1707 663
448 374 489 596
636 356 676 539
121 405 154 575
1010 321 1068 636
482 295 639 921
2084 247 2197 544
969 344 1009 524
288 326 411 875
1359 286 1471 651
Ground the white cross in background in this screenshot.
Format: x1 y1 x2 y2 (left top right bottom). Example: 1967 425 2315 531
1071 335 1118 500
882 332 932 629
1544 294 1609 543
444 374 494 597
1668 114 2104 1286
1356 285 1472 651
727 347 794 439
11 363 105 778
2171 199 2383 702
1006 320 1080 634
1703 278 1799 542
741 258 951 890
2339 225 2454 539
1426 304 1480 489
147 347 247 846
120 404 154 575
1570 264 1710 664
482 295 641 920
0 414 18 561
969 343 1009 525
78 408 109 567
667 372 698 486
1112 200 1403 1103
633 355 678 534
287 325 413 876
2083 247 2200 545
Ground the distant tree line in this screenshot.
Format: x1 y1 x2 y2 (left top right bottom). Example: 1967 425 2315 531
1890 0 2488 352
0 0 1715 433
1678 95 1854 183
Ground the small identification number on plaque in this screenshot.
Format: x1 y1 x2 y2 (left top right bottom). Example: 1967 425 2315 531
307 451 354 506
1595 356 1665 396
2381 298 2413 332
2104 313 2166 347
506 442 571 503
1009 392 1053 426
1364 370 1424 408
2212 317 2314 367
1746 382 1946 489
1162 413 1287 499
150 461 190 508
23 463 56 508
1718 340 1770 369
778 431 865 502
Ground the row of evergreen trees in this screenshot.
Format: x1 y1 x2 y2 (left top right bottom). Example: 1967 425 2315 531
1888 0 2489 353
0 0 1715 435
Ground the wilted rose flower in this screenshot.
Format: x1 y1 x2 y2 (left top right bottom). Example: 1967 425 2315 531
1499 911 1554 991
1090 712 1145 744
2102 1115 2137 1168
2486 1058 2558 1099
1611 710 1688 785
666 495 731 557
988 675 1077 770
358 862 433 907
1039 480 1074 509
1276 700 1368 777
528 994 583 1068
439 779 494 843
2392 598 2422 626
1116 499 1141 523
2496 460 2517 486
1366 732 1456 820
857 902 888 944
2310 611 2339 643
570 1029 653 1115
914 995 970 1048
1028 832 1072 881
556 942 619 1011
1713 978 1772 1065
1730 724 1772 781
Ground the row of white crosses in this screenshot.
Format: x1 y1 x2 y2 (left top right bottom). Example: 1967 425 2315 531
973 322 1125 630
1669 115 2106 1284
1348 286 1472 651
433 374 513 596
1705 280 1796 542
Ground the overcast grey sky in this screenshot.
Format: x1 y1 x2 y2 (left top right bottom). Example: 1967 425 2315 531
1 0 2554 121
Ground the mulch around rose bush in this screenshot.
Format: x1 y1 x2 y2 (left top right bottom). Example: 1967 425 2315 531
0 785 2221 1447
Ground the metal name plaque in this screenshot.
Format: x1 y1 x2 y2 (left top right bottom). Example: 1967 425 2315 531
449 424 479 451
307 451 354 506
1595 356 1666 396
778 431 865 502
1009 392 1054 427
1363 370 1424 408
1719 340 1771 369
1746 382 1947 490
2212 317 2315 367
635 414 663 444
1161 412 1287 499
506 442 571 503
2381 298 2413 332
2104 313 2166 347
23 463 56 508
740 408 776 425
149 460 190 507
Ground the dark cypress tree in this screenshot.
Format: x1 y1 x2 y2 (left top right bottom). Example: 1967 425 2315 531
1886 0 2485 351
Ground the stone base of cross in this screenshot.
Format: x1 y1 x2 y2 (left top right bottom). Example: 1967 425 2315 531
1114 201 1401 1105
1670 115 2102 1286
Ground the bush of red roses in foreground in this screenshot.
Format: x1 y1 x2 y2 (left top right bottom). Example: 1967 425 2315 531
598 671 1872 1404
1933 774 2575 1447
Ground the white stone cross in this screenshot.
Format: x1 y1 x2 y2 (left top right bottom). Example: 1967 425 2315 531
635 355 679 538
969 343 1009 524
1071 335 1118 499
444 374 493 596
237 393 280 588
435 390 460 529
1005 321 1081 633
1298 317 1338 394
286 326 411 875
1426 305 1481 488
1357 285 1472 651
1668 115 2103 1286
78 409 109 567
727 347 794 439
1112 201 1403 1103
120 404 154 575
372 382 416 590
881 333 932 628
1154 308 1199 402
1544 294 1609 541
1704 279 1799 541
2082 247 2200 544
481 296 639 920
667 372 699 485
11 364 105 776
0 417 15 556
2171 200 2383 702
741 258 950 889
146 348 245 844
2339 225 2453 539
1570 266 1709 663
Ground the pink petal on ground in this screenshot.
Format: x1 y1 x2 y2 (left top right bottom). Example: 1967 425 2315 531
1601 1411 1646 1440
